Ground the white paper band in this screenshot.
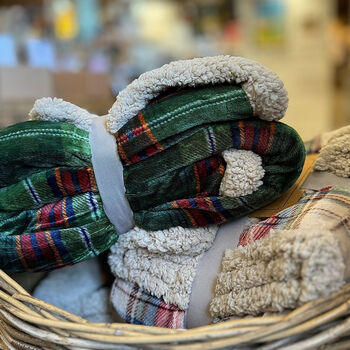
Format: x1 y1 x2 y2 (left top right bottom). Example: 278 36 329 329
302 171 350 191
89 116 135 234
186 217 253 328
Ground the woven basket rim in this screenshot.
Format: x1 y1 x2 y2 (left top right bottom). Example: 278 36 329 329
1 269 350 349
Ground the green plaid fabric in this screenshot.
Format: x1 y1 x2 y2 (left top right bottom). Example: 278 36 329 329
115 85 306 230
0 121 117 272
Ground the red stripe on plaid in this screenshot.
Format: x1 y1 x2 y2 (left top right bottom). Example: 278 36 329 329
35 231 56 261
238 121 245 148
61 171 75 195
144 144 160 157
20 235 37 264
255 126 270 154
130 153 142 164
192 198 210 211
16 236 30 271
86 167 97 192
155 300 173 327
209 157 218 172
188 208 209 227
36 200 69 230
266 123 276 153
127 285 138 318
53 201 62 228
182 208 199 227
38 202 53 229
243 124 254 150
76 168 91 193
238 216 279 246
197 160 208 179
193 164 201 193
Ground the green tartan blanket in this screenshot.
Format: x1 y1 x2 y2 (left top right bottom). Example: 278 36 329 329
0 84 305 272
115 84 306 230
0 121 117 272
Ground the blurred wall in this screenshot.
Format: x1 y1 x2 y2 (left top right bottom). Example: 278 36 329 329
235 0 333 140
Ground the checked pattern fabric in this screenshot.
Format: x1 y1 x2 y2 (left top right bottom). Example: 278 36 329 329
115 84 306 231
0 121 117 272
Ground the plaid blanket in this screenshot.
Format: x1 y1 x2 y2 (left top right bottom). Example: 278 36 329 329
238 186 350 247
116 84 306 231
111 278 185 329
0 121 117 272
210 186 350 320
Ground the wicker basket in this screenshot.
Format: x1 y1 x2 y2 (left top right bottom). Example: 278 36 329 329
0 269 350 350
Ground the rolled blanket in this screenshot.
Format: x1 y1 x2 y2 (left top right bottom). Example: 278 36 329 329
0 120 117 272
110 184 350 329
210 186 350 319
109 217 254 329
1 55 305 273
114 84 305 230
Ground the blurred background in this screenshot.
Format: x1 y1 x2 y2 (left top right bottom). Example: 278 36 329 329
0 0 349 140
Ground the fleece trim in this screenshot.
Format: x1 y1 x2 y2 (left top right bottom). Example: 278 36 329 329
314 130 350 178
219 149 264 198
29 97 97 131
209 225 345 318
108 225 218 310
107 55 288 132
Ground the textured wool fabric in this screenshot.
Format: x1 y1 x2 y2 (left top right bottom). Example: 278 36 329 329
116 84 306 231
0 120 117 272
210 186 350 319
210 227 344 318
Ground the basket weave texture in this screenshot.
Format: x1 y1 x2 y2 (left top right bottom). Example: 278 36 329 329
0 269 350 350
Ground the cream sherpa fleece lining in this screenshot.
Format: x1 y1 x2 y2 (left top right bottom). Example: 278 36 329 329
209 226 345 318
314 127 350 178
29 97 98 131
220 149 264 197
107 55 288 133
109 225 218 310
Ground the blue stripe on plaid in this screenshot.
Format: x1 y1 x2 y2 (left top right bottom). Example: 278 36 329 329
25 178 41 205
79 227 96 256
50 230 70 264
65 197 75 222
71 171 82 193
47 173 63 198
30 234 44 262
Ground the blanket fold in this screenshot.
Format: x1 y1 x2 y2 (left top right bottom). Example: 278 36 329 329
0 55 304 274
115 84 305 231
0 121 117 272
210 186 350 319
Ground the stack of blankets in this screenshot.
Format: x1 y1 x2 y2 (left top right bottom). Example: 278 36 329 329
1 55 349 329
